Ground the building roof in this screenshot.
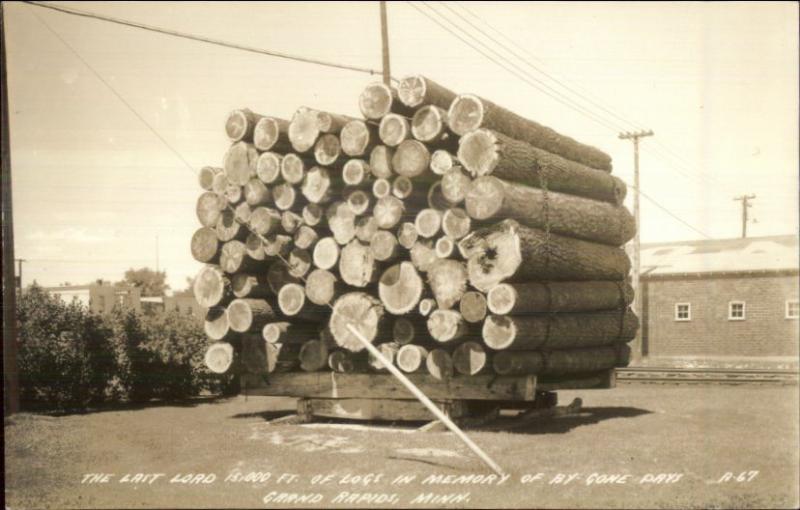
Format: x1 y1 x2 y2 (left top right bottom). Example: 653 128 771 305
640 235 799 277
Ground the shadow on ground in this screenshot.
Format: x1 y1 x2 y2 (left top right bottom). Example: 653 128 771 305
16 394 237 418
479 406 652 434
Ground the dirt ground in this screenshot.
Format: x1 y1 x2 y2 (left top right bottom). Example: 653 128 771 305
4 383 799 509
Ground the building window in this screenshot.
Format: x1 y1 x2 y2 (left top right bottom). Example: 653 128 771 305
729 301 746 321
674 303 691 321
786 300 800 319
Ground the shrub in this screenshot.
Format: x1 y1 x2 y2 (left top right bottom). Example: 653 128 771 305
17 286 117 411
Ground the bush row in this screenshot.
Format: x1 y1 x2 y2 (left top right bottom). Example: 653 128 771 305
16 285 234 412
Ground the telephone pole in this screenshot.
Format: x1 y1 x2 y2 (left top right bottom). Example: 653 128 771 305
733 194 756 238
15 258 25 291
2 3 21 415
379 1 391 86
619 129 654 360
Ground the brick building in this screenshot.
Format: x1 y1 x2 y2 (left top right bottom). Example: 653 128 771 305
639 235 799 360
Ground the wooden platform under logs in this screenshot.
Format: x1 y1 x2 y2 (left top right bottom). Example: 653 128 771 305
239 369 616 422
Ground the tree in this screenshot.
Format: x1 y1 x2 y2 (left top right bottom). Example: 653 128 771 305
120 268 169 297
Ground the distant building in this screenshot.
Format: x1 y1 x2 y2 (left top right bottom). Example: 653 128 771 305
44 281 142 314
639 235 799 360
139 292 206 320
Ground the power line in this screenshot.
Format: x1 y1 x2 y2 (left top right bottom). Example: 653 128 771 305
406 1 624 133
24 1 384 78
635 187 712 239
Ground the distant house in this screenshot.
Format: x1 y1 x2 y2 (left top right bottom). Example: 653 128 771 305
639 235 799 360
139 292 206 320
44 281 142 314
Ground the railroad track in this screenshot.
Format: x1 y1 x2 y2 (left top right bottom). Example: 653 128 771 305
616 367 799 385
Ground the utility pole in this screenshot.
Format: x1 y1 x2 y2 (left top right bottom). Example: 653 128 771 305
2 2 21 415
155 235 159 273
15 258 25 291
733 194 756 238
379 1 391 86
618 129 654 360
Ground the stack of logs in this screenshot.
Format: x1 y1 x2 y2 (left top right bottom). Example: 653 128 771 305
193 75 637 385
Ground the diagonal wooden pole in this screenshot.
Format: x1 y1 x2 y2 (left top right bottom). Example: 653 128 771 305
345 324 505 476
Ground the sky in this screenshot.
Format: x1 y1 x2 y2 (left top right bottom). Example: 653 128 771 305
4 1 799 291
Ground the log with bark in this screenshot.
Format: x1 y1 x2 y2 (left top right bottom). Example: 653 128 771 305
397 75 458 110
227 298 277 333
487 281 634 315
245 232 266 261
492 346 622 376
280 211 303 235
302 203 325 227
225 108 262 143
198 166 222 191
277 283 329 322
266 261 301 294
293 225 320 251
289 107 353 153
458 219 631 291
253 116 291 153
465 176 635 246
359 82 415 120
378 261 424 315
234 202 252 225
216 209 246 242
231 273 273 299
482 309 639 351
263 233 293 258
448 94 612 171
457 129 625 204
244 178 271 207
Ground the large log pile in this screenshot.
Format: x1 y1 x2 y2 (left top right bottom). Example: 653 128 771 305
193 75 637 386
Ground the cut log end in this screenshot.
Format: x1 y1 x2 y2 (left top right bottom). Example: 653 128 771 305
430 150 456 176
370 230 398 261
486 283 516 315
196 191 225 228
411 105 446 143
397 74 427 108
391 176 413 199
354 215 378 243
341 121 372 157
225 109 255 142
281 210 304 234
441 167 472 204
330 292 385 352
305 268 338 306
396 344 428 373
372 178 392 199
369 145 394 179
378 262 423 315
223 141 259 186
457 129 498 177
205 342 235 374
441 208 472 240
314 133 341 166
191 227 219 264
198 166 221 191
299 339 329 372
379 113 410 147
262 321 291 344
204 307 230 341
278 283 307 316
392 317 416 345
373 196 405 229
427 309 467 343
434 237 454 259
465 175 505 220
327 201 356 245
392 139 431 178
302 166 332 204
427 259 468 310
253 116 285 152
288 108 320 153
339 240 376 288
397 222 419 250
359 82 394 120
294 225 320 250
415 208 442 238
347 190 372 216
452 341 487 376
313 237 340 270
256 152 283 184
482 314 516 350
249 207 281 236
302 203 324 226
281 153 306 185
369 342 399 371
418 298 436 317
448 94 484 137
459 291 488 323
194 265 229 308
272 183 297 211
343 159 371 186
426 349 454 380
